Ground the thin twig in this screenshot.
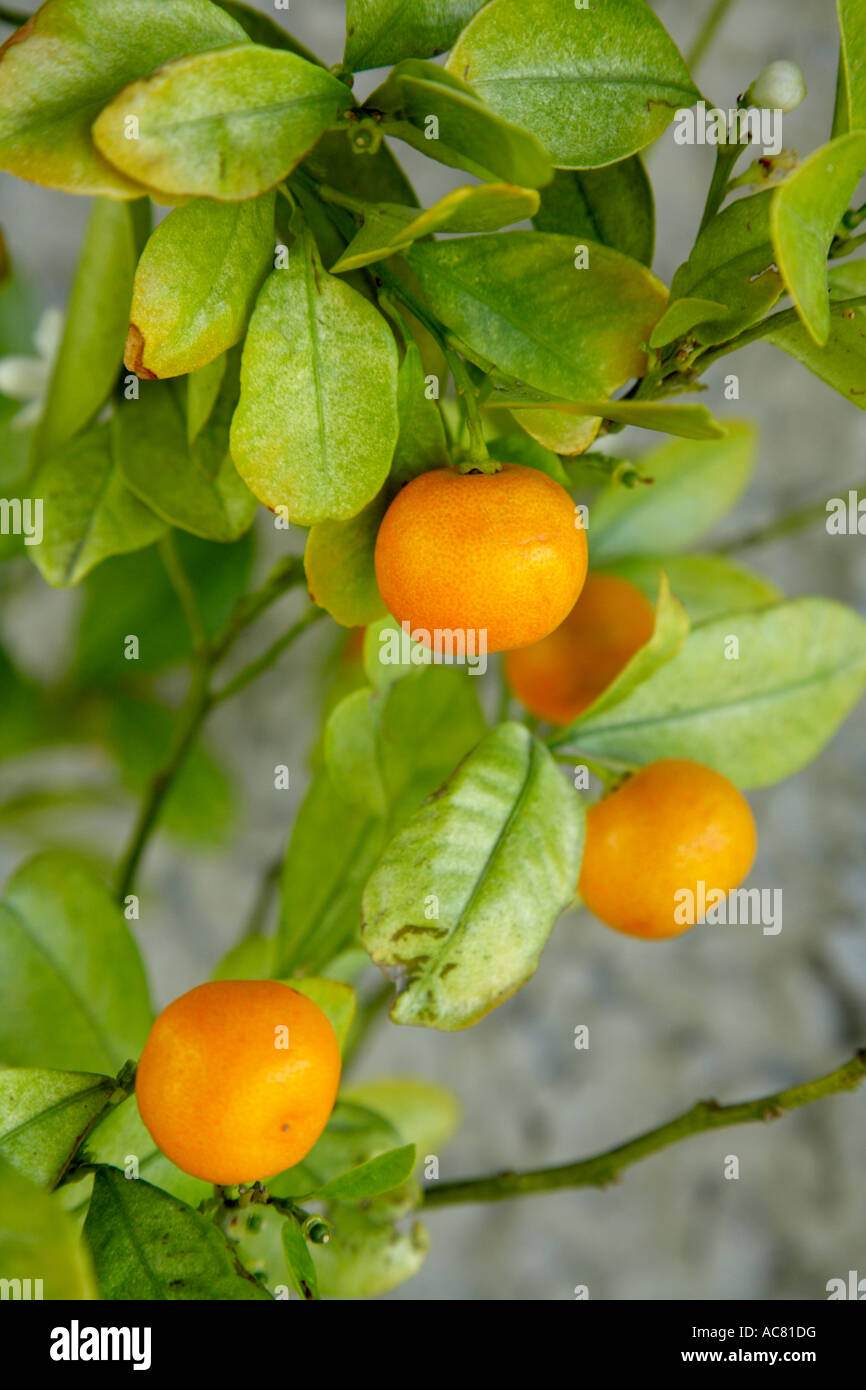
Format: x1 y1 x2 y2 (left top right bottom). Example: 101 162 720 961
687 0 738 72
422 1050 866 1208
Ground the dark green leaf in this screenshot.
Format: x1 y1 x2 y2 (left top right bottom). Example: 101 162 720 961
30 421 167 587
533 159 654 266
345 0 482 70
114 367 258 542
281 1218 320 1299
84 1167 271 1299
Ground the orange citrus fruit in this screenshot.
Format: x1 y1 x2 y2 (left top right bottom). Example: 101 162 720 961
578 759 757 940
373 463 587 654
136 980 341 1184
505 572 655 724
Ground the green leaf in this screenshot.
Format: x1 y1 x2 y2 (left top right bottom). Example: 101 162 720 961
103 694 235 846
333 183 540 273
303 129 417 210
391 339 449 482
589 423 756 562
649 297 729 349
407 232 666 401
0 1068 115 1187
187 352 228 445
0 850 152 1073
84 1167 272 1299
366 59 553 188
565 572 689 729
30 421 167 587
447 0 698 168
533 159 655 266
277 766 387 978
114 368 258 543
73 530 254 686
127 195 276 380
0 1157 96 1298
93 45 349 201
304 490 389 628
285 978 357 1051
596 553 781 625
0 0 248 196
345 0 482 70
763 260 866 407
493 386 726 440
312 1203 428 1299
214 0 321 64
80 1095 210 1208
231 222 399 524
324 666 487 826
563 598 866 787
836 0 866 131
281 1217 320 1300
269 1100 402 1198
314 1143 416 1202
362 723 584 1029
340 1077 461 1161
212 932 274 982
32 197 148 467
669 192 784 347
770 133 866 344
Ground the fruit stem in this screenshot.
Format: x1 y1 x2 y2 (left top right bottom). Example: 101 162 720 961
442 344 495 473
422 1049 866 1207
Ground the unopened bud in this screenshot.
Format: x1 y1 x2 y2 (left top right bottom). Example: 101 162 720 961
746 61 807 113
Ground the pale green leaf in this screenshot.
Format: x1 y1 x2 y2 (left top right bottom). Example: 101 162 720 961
447 0 698 168
345 0 482 70
362 723 584 1029
0 1157 96 1298
596 553 781 625
0 1068 115 1187
305 490 388 628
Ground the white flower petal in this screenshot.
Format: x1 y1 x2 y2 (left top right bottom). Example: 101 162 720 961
33 305 65 363
0 355 48 400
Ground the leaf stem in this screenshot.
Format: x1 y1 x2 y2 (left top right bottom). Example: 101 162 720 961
158 534 206 653
713 482 866 553
687 0 738 72
422 1050 866 1208
114 558 310 902
694 294 866 372
211 606 326 705
698 141 743 232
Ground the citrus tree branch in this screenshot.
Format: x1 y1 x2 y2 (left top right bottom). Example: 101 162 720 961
422 1050 866 1208
714 483 866 553
115 558 312 902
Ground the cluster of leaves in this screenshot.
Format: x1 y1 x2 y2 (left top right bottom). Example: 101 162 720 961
1 0 866 1299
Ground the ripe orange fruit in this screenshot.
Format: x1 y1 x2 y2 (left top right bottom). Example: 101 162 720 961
373 464 587 654
578 759 757 940
136 980 341 1184
505 572 655 724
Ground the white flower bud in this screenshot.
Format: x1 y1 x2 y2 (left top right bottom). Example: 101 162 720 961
747 60 807 113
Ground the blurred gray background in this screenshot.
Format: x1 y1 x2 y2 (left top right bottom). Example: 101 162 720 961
1 0 864 1299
